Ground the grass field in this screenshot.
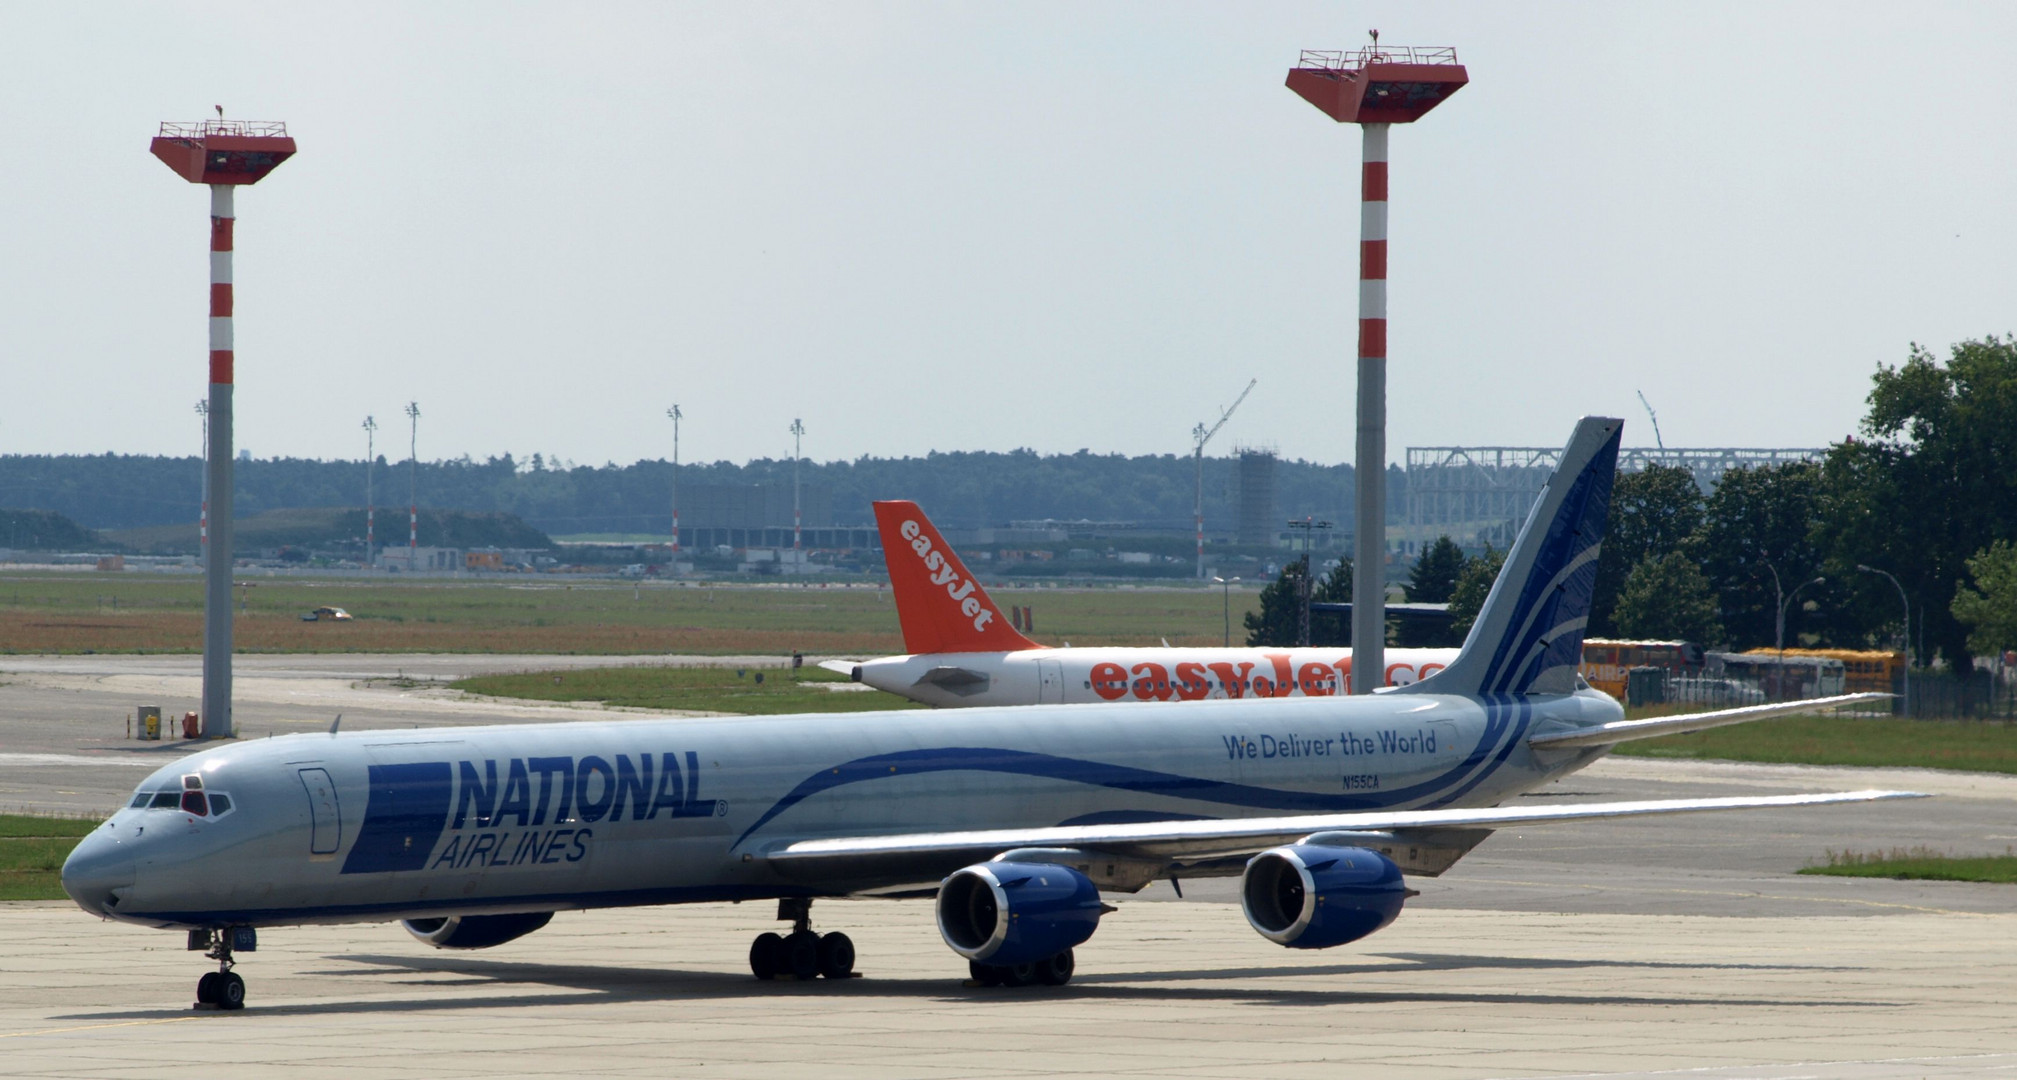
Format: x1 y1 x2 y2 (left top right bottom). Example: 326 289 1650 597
452 664 925 714
1799 847 2017 883
0 572 1259 655
0 816 95 901
1611 713 2017 774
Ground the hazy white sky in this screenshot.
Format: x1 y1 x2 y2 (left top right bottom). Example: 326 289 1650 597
2 2 2011 467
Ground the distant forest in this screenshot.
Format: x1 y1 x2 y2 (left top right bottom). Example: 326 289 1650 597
0 451 1405 536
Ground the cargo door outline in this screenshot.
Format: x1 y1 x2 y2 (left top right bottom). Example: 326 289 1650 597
298 767 341 857
1038 659 1064 704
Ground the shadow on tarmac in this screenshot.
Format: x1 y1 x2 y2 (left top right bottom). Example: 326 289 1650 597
52 948 1895 1021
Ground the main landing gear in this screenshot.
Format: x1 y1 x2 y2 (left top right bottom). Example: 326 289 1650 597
967 949 1075 988
749 898 856 981
188 927 252 1010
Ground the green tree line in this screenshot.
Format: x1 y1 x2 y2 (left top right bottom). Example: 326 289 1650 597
1246 337 2017 672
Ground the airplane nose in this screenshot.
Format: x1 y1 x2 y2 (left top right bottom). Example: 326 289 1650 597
62 830 136 917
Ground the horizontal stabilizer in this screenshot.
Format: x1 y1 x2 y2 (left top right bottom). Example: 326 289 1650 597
816 660 860 678
1528 692 1892 750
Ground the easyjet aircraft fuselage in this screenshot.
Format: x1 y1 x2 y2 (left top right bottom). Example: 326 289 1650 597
856 499 1458 708
847 646 1460 708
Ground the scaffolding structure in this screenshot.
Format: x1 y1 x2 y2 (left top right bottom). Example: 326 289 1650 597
1404 446 1824 552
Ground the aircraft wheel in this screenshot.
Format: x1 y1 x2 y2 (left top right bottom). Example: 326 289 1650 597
783 930 821 980
195 971 221 1005
1036 948 1074 986
968 960 1004 987
998 961 1038 988
817 932 855 979
749 932 784 980
217 971 246 1011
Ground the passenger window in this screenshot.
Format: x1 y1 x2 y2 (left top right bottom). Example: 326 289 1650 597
208 794 232 815
149 792 180 809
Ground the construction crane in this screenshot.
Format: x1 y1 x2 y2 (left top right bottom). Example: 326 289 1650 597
1194 378 1257 580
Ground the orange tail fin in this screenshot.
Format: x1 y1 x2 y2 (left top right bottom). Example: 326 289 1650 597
874 500 1041 655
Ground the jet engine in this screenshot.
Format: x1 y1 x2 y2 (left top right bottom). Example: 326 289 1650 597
402 911 555 949
1240 845 1407 949
936 861 1104 966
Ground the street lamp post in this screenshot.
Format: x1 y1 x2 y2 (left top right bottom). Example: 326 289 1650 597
1857 564 1912 718
1213 575 1240 647
666 405 681 569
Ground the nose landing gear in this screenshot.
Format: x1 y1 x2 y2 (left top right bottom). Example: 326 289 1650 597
188 927 252 1010
748 898 856 981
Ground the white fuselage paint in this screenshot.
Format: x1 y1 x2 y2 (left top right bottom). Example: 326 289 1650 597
853 647 1461 708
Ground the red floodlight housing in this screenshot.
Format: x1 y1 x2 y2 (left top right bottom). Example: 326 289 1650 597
1286 47 1467 124
149 120 296 185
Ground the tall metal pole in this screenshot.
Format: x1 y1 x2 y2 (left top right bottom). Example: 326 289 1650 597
1858 564 1912 718
405 402 420 568
362 416 377 567
667 405 682 565
790 418 805 556
201 184 236 737
1350 122 1390 693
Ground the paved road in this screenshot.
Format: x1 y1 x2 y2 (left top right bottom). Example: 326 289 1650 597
3 652 2015 1076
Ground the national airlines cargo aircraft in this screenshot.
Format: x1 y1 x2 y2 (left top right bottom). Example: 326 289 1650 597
62 417 1908 1011
826 499 1461 707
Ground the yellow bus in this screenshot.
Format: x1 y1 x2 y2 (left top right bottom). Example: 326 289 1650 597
1580 639 1705 700
1744 648 1903 696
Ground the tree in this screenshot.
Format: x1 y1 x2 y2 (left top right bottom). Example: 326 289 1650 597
1405 535 1467 603
1816 336 2017 670
1445 545 1504 643
1591 463 1705 637
1952 541 2017 657
1695 462 1824 651
1612 553 1723 644
1244 557 1352 647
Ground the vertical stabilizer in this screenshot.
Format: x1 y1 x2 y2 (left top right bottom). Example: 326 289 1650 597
1404 417 1622 697
873 501 1041 655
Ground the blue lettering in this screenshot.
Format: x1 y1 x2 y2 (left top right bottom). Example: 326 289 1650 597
495 761 533 827
431 835 462 868
461 831 498 868
527 756 573 825
648 752 686 819
1260 734 1277 758
567 829 591 862
453 760 499 829
541 829 575 864
611 754 654 821
575 756 616 823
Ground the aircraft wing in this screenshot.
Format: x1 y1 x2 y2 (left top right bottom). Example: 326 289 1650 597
1527 692 1891 750
760 789 1924 888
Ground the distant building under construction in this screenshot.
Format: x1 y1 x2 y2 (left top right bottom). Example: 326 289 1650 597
1234 447 1278 546
1404 445 1824 552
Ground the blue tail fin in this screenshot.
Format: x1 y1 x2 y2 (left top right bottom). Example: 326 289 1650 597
1403 416 1623 697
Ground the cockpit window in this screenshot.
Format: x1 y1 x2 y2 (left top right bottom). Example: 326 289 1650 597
129 792 150 808
208 793 232 814
149 791 180 809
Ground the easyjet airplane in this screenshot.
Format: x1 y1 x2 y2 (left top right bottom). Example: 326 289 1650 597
823 500 1461 707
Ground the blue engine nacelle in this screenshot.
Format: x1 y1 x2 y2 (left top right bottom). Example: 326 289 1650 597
1240 845 1407 949
402 911 554 949
936 861 1104 966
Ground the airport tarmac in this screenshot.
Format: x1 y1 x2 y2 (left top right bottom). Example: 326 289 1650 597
3 653 2014 1077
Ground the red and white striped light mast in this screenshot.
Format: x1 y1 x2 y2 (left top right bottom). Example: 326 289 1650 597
1286 37 1466 693
151 115 295 738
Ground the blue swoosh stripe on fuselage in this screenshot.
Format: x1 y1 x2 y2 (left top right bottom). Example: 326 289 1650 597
1426 696 1534 809
733 727 1530 849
